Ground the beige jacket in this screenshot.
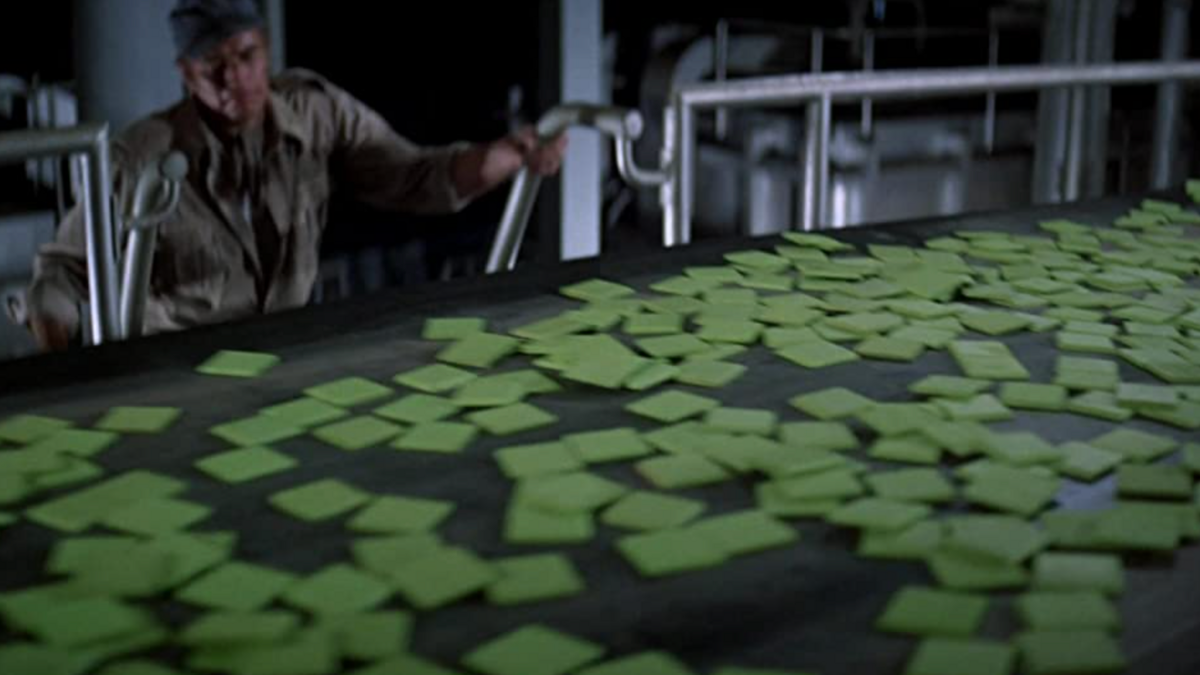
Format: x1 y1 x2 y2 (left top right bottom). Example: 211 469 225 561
26 68 471 337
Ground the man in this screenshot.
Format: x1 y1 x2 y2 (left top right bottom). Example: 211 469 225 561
24 0 566 351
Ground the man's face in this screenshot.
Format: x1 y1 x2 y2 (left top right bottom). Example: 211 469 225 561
179 28 270 132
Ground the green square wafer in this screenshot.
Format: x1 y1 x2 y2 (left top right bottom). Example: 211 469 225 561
96 406 181 434
347 495 455 534
393 363 478 393
391 546 498 610
462 624 605 675
517 472 628 513
635 455 731 490
827 498 931 531
305 377 393 407
1056 442 1121 482
485 554 586 605
196 350 280 378
858 521 945 561
1116 464 1192 499
281 563 390 615
1015 592 1119 631
1016 630 1125 675
269 479 371 522
437 333 520 369
495 441 583 479
788 387 874 419
776 340 860 369
374 395 460 424
177 610 301 646
626 390 720 423
869 436 942 465
1032 552 1124 594
909 375 992 399
174 561 298 611
319 611 412 662
866 468 954 503
903 638 1015 675
600 491 706 531
467 403 558 436
260 398 349 428
875 586 989 637
560 279 636 302
944 515 1048 564
212 415 305 447
925 548 1029 591
504 504 595 545
101 497 212 536
998 383 1069 411
392 422 478 454
688 510 798 556
1088 427 1178 462
313 416 402 451
0 414 72 444
1066 391 1134 421
635 334 710 359
673 360 747 388
562 428 652 464
423 317 487 341
615 528 727 577
194 446 297 484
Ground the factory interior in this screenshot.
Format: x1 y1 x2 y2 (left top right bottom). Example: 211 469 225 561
1 1 1200 674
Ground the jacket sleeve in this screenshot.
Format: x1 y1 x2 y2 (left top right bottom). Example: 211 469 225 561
321 79 474 215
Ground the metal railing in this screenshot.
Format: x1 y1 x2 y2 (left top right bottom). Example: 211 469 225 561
661 60 1200 246
0 124 118 344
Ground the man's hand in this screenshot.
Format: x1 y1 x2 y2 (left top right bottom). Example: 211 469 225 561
452 126 569 200
30 316 72 352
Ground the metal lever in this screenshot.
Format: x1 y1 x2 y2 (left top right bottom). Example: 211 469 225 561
118 151 187 338
485 103 664 274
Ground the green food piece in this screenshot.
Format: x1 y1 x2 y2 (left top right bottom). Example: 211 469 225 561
1015 591 1119 631
312 416 402 451
1016 630 1126 675
269 479 371 522
949 341 1030 381
95 406 181 434
0 414 72 444
1056 332 1118 354
391 422 478 454
260 398 348 427
902 637 1015 675
494 441 584 479
510 315 590 341
673 360 748 388
175 561 297 611
1092 504 1181 551
319 611 412 662
375 395 461 424
467 403 558 436
517 471 629 513
778 421 858 452
101 497 211 536
775 340 860 369
788 387 874 420
393 364 478 393
827 497 931 531
194 446 297 485
437 333 520 369
998 382 1068 411
504 504 594 545
963 465 1059 517
351 534 445 575
623 313 685 336
24 470 185 533
1116 464 1192 499
636 455 731 490
1115 382 1179 408
282 564 390 616
626 390 720 423
212 415 306 447
982 431 1062 466
875 586 989 637
196 350 280 378
1088 427 1178 462
826 312 904 336
422 317 487 340
635 334 711 359
390 546 498 610
561 354 650 390
1066 391 1134 422
1056 442 1122 482
855 336 926 362
866 468 954 503
600 491 706 531
858 521 944 560
178 610 301 646
615 528 727 578
775 470 864 501
347 495 455 534
936 394 1013 423
689 510 798 557
462 624 605 675
925 548 1029 591
560 278 637 302
305 377 393 407
944 515 1048 564
485 554 586 605
858 403 941 437
562 428 653 464
868 436 942 465
909 375 992 399
705 407 777 436
21 428 118 458
1032 552 1123 593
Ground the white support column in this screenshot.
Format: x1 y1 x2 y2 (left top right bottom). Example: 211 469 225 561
260 0 287 74
558 0 605 261
73 0 181 133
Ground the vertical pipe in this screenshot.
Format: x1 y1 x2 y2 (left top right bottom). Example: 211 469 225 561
984 29 999 154
1151 0 1191 189
861 30 875 139
75 140 120 344
801 94 831 231
1084 0 1119 197
672 97 695 246
1064 0 1091 201
1032 0 1074 203
714 19 730 142
817 93 832 228
661 104 678 246
261 0 287 74
797 29 825 230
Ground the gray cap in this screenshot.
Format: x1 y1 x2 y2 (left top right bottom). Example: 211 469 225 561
169 0 264 60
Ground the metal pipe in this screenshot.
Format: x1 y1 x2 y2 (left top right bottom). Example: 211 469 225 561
800 93 831 231
119 152 187 338
714 19 730 142
0 123 119 344
1084 0 1119 198
615 136 667 187
1151 0 1191 189
796 29 825 234
984 29 999 154
485 103 650 272
1033 0 1074 203
676 61 1200 108
861 30 875 139
668 60 1200 243
1063 0 1092 201
660 105 680 248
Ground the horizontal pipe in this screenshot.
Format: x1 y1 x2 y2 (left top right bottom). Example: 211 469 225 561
615 136 667 187
0 122 109 165
677 60 1200 109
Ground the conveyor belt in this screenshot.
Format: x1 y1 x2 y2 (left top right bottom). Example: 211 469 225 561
1 192 1199 675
